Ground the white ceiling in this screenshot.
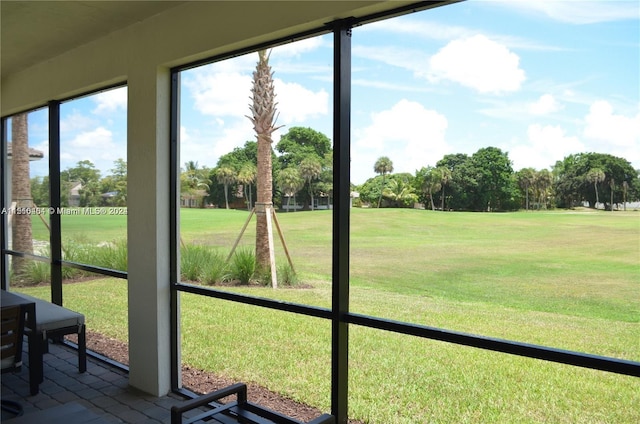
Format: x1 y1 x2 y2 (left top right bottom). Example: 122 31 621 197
1 1 186 76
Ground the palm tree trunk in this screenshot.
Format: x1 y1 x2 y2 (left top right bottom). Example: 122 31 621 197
11 113 34 277
377 176 386 208
223 183 230 209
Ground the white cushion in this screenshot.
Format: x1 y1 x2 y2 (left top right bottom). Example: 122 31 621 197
10 292 84 331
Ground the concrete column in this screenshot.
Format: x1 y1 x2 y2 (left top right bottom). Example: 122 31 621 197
126 65 172 396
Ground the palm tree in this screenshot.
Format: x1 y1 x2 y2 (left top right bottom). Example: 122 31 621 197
517 167 536 211
299 157 321 211
382 178 418 208
215 166 235 209
277 168 304 212
247 49 282 279
586 168 605 209
534 169 552 210
374 156 393 208
622 180 629 211
422 167 442 211
237 163 257 211
609 177 615 212
437 166 452 211
10 113 33 277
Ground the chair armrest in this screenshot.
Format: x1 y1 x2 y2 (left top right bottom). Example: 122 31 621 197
171 383 247 423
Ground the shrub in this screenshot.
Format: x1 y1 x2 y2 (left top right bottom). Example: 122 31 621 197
181 244 209 282
230 248 255 284
277 263 298 286
201 250 231 285
95 240 127 271
26 260 50 284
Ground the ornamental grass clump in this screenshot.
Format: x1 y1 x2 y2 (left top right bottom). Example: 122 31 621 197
201 250 231 285
230 248 256 285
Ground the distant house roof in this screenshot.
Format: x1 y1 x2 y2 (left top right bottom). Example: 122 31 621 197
7 142 45 160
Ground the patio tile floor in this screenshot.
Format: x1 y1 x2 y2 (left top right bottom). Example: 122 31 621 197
1 342 191 423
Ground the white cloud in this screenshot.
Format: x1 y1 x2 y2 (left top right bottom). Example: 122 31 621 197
352 99 449 184
353 45 430 77
186 69 328 125
364 17 562 51
273 78 328 124
584 101 640 147
187 70 252 117
583 100 640 164
179 120 255 171
60 110 98 133
92 87 127 114
272 37 325 58
495 0 639 24
428 35 526 94
364 18 475 42
529 94 562 115
59 127 122 173
509 124 585 170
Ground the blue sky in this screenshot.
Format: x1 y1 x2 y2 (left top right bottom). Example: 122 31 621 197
23 0 639 185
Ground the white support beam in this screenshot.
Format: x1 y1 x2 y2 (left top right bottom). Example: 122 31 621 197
126 65 172 396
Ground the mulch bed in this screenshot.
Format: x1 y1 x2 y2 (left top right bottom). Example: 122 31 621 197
69 330 362 423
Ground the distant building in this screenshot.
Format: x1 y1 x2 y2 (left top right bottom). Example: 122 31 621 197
68 181 82 207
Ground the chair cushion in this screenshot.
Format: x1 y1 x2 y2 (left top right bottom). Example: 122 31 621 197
1 356 21 369
10 293 84 331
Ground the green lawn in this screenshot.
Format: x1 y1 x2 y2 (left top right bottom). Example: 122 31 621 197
21 207 640 423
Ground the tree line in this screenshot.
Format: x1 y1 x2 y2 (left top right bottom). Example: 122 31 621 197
362 149 638 211
182 126 333 211
30 158 127 207
30 129 638 213
191 127 638 212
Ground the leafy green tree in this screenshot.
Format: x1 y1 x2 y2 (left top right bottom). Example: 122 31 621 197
61 159 101 185
61 160 102 207
275 127 331 169
315 151 334 208
108 158 127 206
218 141 259 170
553 153 638 209
355 176 382 206
299 157 322 210
470 147 517 211
277 167 304 212
436 153 473 211
276 127 332 209
30 176 50 207
374 156 394 208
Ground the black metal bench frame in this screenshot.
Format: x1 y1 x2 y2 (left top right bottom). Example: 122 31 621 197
12 292 86 380
171 383 334 424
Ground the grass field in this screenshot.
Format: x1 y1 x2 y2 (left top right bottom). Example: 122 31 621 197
20 207 640 423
